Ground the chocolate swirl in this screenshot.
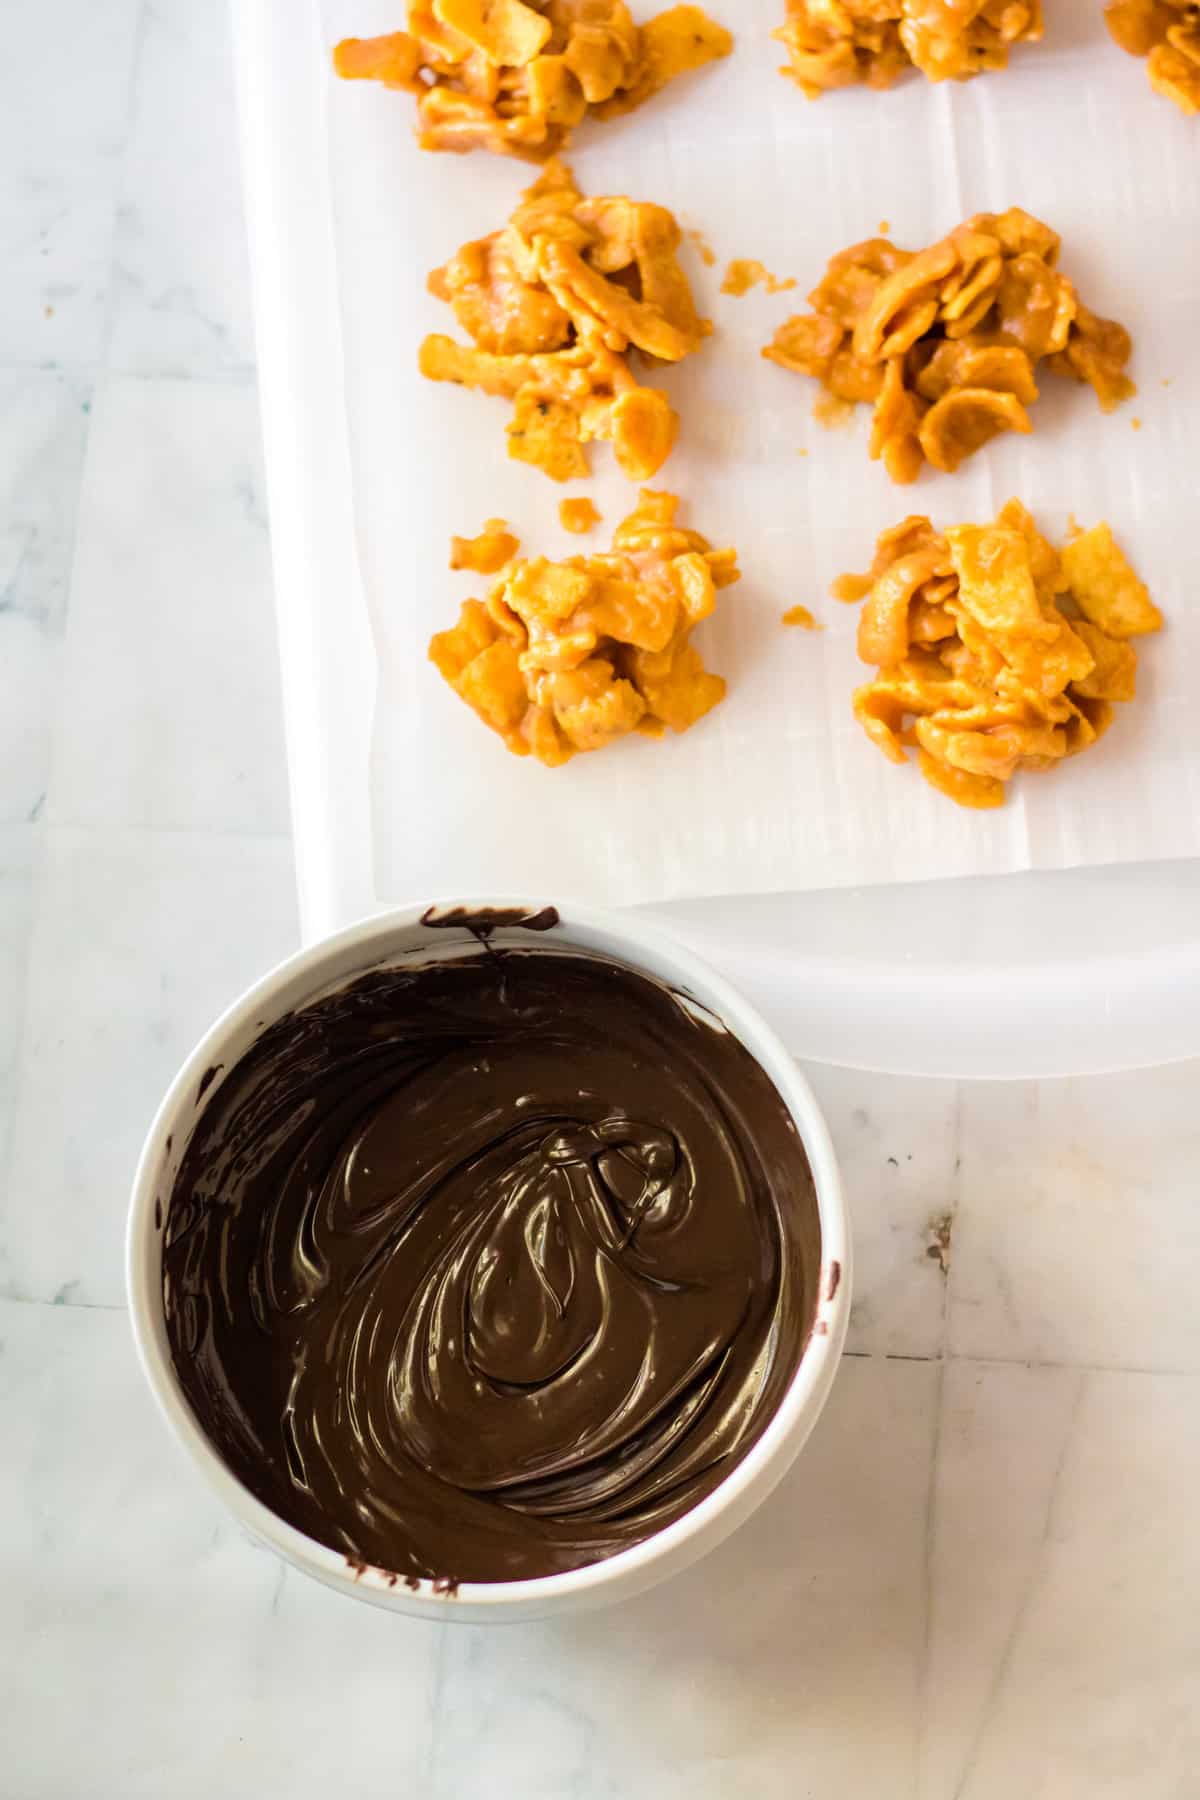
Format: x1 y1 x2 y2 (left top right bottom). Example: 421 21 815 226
163 945 820 1584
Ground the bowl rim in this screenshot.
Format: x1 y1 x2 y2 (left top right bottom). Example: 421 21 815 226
127 897 849 1614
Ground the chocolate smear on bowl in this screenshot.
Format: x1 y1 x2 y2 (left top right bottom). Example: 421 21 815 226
420 903 560 938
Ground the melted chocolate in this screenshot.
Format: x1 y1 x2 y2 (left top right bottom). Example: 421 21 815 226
163 945 820 1585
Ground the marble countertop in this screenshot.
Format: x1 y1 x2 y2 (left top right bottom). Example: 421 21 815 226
2 5 1198 1794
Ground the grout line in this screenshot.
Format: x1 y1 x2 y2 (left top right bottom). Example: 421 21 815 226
1 1302 1194 1380
916 1350 947 1799
420 1611 453 1794
8 1292 1193 1370
0 357 96 380
943 1080 965 1352
9 1286 1190 1374
0 1291 125 1314
0 357 257 386
954 1351 1200 1378
113 364 258 386
844 1346 1200 1380
916 1081 965 1796
34 819 295 849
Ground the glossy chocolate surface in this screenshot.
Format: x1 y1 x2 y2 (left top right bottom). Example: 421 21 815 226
163 940 820 1584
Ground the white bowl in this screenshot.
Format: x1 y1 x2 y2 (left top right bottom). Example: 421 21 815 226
127 900 850 1624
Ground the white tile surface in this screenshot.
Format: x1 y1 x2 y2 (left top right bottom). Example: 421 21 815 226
0 826 35 1207
935 1365 1200 1800
430 1355 938 1800
0 0 143 367
949 1069 1200 1371
921 1359 1084 1800
0 827 297 1307
108 0 255 377
806 1063 960 1357
48 375 290 836
0 365 92 824
0 1296 442 1800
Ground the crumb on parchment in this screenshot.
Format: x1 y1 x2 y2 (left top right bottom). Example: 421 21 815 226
721 258 797 297
450 519 520 573
688 229 717 267
559 497 602 534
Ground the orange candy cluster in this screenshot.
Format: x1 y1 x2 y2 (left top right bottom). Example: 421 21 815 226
844 503 1162 808
1106 0 1200 113
765 209 1135 483
334 1 731 157
775 0 1042 96
420 159 709 482
430 491 738 764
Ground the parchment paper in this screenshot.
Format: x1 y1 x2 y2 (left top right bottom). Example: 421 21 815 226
321 0 1200 907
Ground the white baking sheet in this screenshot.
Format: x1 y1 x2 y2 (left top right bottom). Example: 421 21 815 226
317 0 1200 909
232 0 1200 1074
